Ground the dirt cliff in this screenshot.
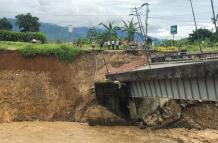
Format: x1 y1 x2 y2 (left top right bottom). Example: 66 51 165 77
0 50 147 122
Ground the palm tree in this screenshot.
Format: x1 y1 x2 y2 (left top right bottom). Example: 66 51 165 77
87 26 99 41
99 22 120 41
122 19 138 42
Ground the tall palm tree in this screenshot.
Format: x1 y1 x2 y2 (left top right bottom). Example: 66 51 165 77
122 19 138 42
99 22 120 41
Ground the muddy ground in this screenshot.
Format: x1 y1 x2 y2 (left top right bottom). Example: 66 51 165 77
0 122 217 143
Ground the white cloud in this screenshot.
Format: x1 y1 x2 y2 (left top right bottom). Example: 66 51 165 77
0 0 217 39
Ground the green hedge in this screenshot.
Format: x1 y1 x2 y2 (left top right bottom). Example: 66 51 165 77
0 30 47 43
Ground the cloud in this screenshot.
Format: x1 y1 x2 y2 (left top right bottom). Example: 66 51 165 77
0 0 216 39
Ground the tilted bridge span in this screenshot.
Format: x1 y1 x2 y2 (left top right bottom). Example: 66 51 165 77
107 60 218 101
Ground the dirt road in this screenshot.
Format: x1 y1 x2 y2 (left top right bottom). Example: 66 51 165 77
0 122 217 143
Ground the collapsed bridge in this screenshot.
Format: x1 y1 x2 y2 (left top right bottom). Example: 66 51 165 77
106 59 218 101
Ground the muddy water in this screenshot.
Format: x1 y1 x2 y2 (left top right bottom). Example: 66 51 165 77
0 122 217 143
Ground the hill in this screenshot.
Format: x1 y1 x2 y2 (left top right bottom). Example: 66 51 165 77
9 19 88 41
8 19 161 43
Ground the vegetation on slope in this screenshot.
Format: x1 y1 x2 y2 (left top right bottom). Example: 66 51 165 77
0 41 81 62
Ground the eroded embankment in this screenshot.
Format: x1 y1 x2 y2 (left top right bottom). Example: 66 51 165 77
0 50 147 122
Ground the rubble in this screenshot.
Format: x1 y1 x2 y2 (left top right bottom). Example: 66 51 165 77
130 98 218 130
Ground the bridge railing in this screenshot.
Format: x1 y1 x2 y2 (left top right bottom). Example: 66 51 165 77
151 51 218 63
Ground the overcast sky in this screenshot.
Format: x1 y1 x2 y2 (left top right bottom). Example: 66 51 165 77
0 0 217 39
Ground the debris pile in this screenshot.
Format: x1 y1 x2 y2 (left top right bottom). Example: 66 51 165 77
138 99 218 130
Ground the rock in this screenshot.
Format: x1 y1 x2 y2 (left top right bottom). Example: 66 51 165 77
171 116 202 130
137 121 146 129
128 100 138 120
143 113 163 127
142 100 182 129
161 100 181 119
130 97 160 120
150 100 182 129
159 98 170 108
82 105 127 126
162 107 173 119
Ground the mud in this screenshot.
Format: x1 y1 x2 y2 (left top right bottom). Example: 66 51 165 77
0 122 217 143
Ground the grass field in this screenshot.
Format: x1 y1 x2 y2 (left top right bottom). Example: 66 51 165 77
154 42 218 52
1 41 218 62
0 41 81 62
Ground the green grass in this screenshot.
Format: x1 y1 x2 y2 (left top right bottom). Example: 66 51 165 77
154 44 218 52
0 41 81 62
1 41 218 62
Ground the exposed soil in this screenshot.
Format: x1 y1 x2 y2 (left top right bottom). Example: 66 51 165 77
1 50 218 142
179 102 218 129
0 50 147 123
0 122 217 143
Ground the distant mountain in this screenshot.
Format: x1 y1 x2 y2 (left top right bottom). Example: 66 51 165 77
8 19 161 43
9 19 88 41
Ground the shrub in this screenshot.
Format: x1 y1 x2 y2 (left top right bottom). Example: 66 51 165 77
0 30 47 43
54 45 81 62
157 46 178 52
19 44 81 62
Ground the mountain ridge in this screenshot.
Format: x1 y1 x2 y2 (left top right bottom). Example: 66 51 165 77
9 19 88 41
8 18 161 43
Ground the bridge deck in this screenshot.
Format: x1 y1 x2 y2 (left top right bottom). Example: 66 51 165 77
107 59 218 82
107 59 218 101
136 61 202 70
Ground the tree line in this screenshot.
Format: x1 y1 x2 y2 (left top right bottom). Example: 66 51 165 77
0 13 47 43
86 19 141 43
86 21 218 49
1 13 217 47
189 28 218 43
0 13 40 32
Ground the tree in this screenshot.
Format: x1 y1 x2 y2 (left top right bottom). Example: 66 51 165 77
122 19 138 42
15 13 40 32
0 17 12 30
87 26 99 41
188 28 213 42
99 22 119 41
212 30 218 42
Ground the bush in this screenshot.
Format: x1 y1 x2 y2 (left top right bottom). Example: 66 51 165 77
0 30 47 43
157 46 178 52
19 44 81 62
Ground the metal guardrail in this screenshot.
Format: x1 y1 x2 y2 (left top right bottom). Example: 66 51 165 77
151 51 218 63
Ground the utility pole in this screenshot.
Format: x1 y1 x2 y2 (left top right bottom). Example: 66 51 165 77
144 3 150 50
130 4 151 68
189 0 203 58
133 7 145 42
138 14 146 37
210 0 217 32
131 3 149 50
